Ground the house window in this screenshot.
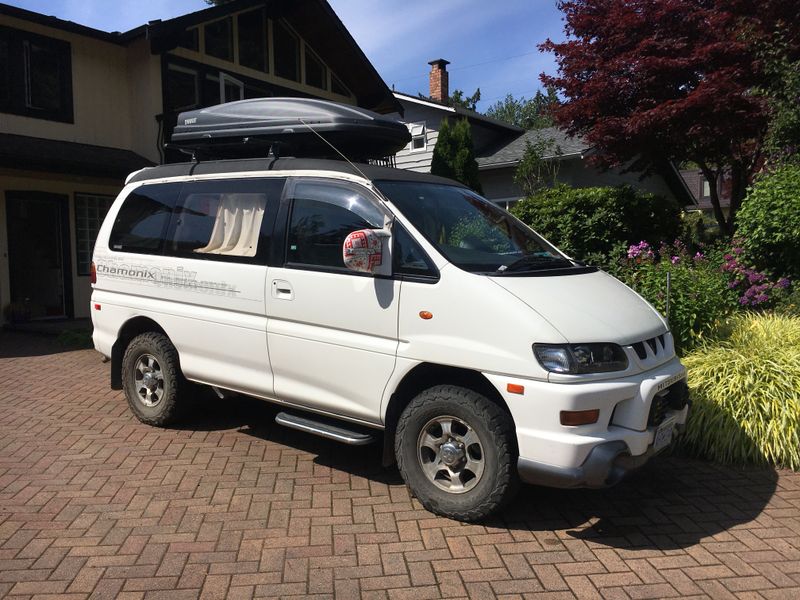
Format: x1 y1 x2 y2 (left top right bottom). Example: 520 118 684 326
0 26 73 122
165 64 200 112
331 73 349 97
238 9 267 72
75 194 113 275
273 20 299 81
702 180 711 198
204 17 233 62
407 122 427 151
179 28 199 52
304 47 327 90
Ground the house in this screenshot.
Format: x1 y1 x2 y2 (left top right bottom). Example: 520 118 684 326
0 0 400 323
392 60 694 210
679 168 731 217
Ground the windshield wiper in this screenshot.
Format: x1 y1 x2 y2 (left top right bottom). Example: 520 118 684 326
496 255 573 274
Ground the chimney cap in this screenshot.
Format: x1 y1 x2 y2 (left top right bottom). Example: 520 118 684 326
428 58 450 68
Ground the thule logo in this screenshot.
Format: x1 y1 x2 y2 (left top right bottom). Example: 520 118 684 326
184 117 197 125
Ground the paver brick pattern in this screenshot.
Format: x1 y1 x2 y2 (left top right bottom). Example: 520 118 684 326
1 331 799 600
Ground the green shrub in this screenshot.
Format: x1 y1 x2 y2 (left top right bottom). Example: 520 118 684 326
736 163 800 279
619 241 737 353
431 118 482 193
679 313 800 470
510 184 682 268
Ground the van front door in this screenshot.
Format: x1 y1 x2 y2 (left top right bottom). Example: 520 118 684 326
266 178 399 424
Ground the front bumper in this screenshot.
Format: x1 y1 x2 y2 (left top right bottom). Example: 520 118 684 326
517 419 687 488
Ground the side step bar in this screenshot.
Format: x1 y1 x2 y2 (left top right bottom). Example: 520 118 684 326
274 411 377 445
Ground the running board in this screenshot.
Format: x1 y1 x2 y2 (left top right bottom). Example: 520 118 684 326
274 412 377 445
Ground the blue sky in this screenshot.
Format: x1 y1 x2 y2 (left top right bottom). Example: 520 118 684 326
6 0 565 112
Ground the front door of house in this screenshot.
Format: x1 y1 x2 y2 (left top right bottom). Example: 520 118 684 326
5 192 72 320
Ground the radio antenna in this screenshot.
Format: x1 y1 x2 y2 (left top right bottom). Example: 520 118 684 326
298 118 369 181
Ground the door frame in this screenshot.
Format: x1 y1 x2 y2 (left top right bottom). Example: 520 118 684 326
4 191 74 319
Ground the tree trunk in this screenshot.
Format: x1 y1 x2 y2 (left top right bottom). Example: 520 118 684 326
727 164 748 234
699 164 732 236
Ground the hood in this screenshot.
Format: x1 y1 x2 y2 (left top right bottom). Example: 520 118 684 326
490 270 667 345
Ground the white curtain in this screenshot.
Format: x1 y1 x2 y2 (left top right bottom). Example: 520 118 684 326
195 193 266 257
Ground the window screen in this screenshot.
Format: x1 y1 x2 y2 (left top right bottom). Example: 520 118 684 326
238 9 267 72
273 21 299 81
75 194 113 275
287 182 384 269
166 178 284 261
109 184 181 254
204 17 233 61
304 48 326 90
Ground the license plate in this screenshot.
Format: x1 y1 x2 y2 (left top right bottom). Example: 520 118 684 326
653 418 676 452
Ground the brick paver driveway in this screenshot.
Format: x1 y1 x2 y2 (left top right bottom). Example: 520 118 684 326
1 332 799 600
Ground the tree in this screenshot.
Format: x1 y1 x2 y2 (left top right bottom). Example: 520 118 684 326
486 89 559 129
540 0 799 236
449 88 481 111
514 136 562 196
759 29 800 162
431 118 483 193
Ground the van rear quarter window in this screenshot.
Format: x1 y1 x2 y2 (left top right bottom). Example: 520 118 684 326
109 183 181 254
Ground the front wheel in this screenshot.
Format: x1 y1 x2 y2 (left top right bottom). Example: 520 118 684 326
122 332 186 427
395 385 518 521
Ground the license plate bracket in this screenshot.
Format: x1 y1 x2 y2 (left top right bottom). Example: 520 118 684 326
653 417 677 452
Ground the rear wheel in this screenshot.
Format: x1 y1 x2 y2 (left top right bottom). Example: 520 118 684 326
395 385 518 521
122 332 185 427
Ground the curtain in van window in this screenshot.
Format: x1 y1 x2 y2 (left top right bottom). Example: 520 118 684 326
194 193 266 257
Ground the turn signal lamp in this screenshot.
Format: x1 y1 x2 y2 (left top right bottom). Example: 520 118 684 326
560 409 600 426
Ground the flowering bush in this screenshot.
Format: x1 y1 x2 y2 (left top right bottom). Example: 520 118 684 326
721 243 792 307
619 241 738 353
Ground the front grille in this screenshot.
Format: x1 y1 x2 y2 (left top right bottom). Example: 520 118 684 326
632 334 666 360
648 394 669 426
648 380 689 427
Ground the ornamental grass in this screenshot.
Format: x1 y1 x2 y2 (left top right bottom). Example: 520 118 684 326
680 312 800 470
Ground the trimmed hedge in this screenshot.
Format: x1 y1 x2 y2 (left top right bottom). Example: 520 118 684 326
737 163 800 280
511 184 682 267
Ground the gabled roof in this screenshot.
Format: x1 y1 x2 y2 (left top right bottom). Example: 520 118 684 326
476 127 590 170
0 134 153 180
393 92 523 133
0 0 401 115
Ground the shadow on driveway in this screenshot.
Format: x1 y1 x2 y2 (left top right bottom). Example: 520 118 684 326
177 391 778 552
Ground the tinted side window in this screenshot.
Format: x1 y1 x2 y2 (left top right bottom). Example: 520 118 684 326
394 224 437 278
109 184 181 254
167 178 284 261
287 181 384 270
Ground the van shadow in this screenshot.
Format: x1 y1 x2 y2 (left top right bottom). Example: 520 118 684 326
177 392 778 551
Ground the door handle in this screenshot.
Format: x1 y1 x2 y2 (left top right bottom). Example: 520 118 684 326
271 279 294 300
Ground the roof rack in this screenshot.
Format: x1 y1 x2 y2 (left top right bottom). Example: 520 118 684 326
168 98 411 162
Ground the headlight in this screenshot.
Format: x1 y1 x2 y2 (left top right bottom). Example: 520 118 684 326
533 343 628 374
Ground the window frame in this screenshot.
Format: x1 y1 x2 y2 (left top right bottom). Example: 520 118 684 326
74 192 114 276
237 8 268 73
276 177 391 276
407 121 427 153
0 25 73 123
272 19 300 82
203 16 234 62
163 177 284 265
303 46 328 91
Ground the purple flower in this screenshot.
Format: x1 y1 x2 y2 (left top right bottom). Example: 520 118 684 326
777 278 791 289
670 256 680 265
693 252 705 261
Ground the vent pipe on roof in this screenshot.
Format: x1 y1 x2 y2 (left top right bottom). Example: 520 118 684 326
428 58 450 103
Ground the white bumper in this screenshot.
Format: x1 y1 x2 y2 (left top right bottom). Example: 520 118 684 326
484 357 689 487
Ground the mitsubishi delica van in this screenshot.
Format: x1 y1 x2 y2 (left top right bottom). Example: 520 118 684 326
91 99 689 521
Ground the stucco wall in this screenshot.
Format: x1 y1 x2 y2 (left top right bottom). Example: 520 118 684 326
0 170 122 321
0 14 133 151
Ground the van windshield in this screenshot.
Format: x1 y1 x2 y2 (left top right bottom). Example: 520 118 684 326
376 180 578 274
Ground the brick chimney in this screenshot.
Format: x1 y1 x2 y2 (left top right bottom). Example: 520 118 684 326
428 59 450 103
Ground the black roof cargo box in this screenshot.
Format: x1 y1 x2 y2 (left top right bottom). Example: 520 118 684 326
170 98 411 160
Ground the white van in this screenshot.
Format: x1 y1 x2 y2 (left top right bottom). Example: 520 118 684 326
92 101 689 521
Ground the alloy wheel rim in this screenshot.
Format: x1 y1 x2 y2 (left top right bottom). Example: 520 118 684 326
134 354 164 407
417 415 485 494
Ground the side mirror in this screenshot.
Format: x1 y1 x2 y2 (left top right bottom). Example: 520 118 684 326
343 229 388 274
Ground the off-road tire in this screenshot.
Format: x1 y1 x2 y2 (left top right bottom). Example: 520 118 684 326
122 332 186 427
395 385 518 521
